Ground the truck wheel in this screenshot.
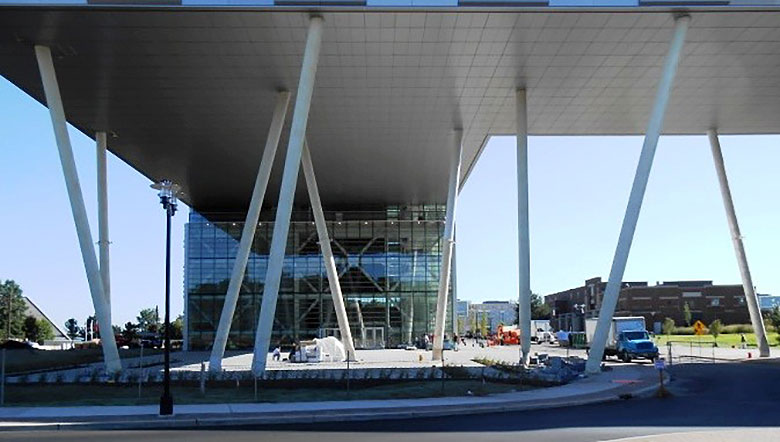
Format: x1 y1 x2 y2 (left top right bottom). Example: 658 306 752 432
621 352 632 363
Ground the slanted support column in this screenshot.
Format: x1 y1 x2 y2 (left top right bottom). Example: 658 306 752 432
450 240 458 338
252 15 324 376
301 141 357 359
586 15 690 374
209 91 291 372
354 300 367 347
405 251 418 346
35 45 121 373
432 129 463 361
707 130 770 357
516 88 532 367
96 131 111 321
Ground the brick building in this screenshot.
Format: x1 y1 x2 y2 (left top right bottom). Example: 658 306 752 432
545 277 753 333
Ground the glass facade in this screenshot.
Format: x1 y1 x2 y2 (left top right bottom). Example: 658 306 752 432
185 206 452 350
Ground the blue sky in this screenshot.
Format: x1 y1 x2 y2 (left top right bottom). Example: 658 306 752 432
2 76 780 329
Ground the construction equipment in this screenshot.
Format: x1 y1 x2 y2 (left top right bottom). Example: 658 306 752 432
489 324 521 346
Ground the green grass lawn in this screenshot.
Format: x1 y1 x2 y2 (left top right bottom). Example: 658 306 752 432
4 348 164 375
654 332 780 348
2 380 526 407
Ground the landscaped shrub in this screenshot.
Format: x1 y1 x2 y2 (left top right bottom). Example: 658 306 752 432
672 326 696 335
662 317 675 335
709 319 723 341
721 324 753 334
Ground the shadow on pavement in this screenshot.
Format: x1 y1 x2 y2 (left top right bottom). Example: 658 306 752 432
212 361 780 433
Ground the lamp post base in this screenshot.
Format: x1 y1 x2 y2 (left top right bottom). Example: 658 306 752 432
159 394 174 416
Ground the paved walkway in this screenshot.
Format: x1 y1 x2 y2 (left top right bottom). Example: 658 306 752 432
180 342 593 373
0 365 662 431
181 340 764 374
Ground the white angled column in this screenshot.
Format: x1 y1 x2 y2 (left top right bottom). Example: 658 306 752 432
405 251 418 345
96 131 111 322
586 15 690 374
209 91 291 372
516 88 532 367
35 45 121 373
301 140 357 359
450 239 458 337
432 129 463 361
707 130 770 357
354 300 367 346
252 16 324 376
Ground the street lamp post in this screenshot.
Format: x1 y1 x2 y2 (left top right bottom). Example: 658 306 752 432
151 179 179 416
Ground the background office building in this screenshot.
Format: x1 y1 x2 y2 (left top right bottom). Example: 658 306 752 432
455 300 471 334
546 277 759 333
759 295 780 312
186 206 454 350
469 301 518 334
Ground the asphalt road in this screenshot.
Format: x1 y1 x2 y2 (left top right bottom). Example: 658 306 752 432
3 360 779 441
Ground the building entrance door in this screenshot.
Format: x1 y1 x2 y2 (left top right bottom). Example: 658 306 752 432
360 327 385 349
320 327 385 348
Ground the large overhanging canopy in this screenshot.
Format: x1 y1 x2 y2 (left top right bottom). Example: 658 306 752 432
2 5 780 211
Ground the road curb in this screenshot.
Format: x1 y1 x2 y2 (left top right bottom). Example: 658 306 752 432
0 376 662 432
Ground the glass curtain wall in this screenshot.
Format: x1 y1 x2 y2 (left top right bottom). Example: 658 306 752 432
185 206 449 350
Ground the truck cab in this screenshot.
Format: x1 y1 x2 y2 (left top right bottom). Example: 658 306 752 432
616 330 658 362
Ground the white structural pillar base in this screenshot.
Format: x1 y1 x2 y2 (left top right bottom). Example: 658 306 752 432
516 88 532 367
252 15 324 377
432 130 463 361
301 141 357 359
585 15 690 374
707 130 770 357
209 91 291 372
35 45 122 373
96 131 111 322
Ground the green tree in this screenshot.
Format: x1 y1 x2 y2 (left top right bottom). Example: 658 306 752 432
709 319 723 341
36 319 54 344
137 307 160 333
531 293 552 320
64 318 80 339
479 313 489 336
22 316 51 344
0 280 27 340
163 315 184 340
768 306 780 333
683 302 692 327
662 317 675 336
122 321 139 342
